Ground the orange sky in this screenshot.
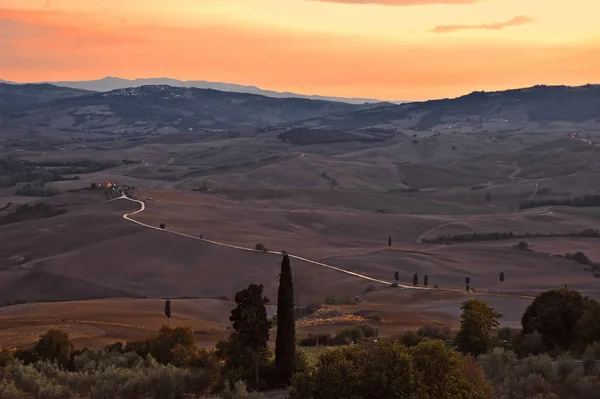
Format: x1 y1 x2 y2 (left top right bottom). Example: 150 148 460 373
1 0 599 100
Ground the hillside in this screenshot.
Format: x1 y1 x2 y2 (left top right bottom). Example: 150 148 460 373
303 84 600 129
2 85 377 131
40 76 392 105
0 83 92 114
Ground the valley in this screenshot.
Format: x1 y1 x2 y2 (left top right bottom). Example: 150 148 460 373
1 82 600 349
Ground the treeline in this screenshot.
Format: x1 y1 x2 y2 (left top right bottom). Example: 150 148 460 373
425 228 600 243
520 194 600 209
0 159 113 189
0 203 66 226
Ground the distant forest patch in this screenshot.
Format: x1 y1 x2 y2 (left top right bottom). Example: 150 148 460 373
520 194 600 209
0 159 114 189
423 229 600 244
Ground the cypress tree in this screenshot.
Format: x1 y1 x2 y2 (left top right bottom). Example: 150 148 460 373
275 253 296 384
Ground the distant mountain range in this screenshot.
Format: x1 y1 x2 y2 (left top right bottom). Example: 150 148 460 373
2 77 399 105
2 81 599 132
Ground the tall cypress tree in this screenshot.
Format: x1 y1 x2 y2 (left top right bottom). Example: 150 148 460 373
275 253 296 384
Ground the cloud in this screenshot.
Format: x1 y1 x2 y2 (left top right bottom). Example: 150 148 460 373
432 15 535 33
310 0 480 5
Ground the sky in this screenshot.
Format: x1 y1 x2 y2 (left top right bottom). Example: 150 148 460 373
1 0 599 100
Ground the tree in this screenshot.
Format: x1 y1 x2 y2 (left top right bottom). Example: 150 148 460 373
33 329 73 368
388 236 392 247
499 272 505 283
289 340 491 399
423 274 429 288
573 297 600 350
515 241 529 250
485 192 492 203
394 271 399 283
230 284 271 388
465 276 471 292
521 288 585 350
455 299 503 356
275 253 296 385
165 300 172 326
413 273 418 286
160 223 166 229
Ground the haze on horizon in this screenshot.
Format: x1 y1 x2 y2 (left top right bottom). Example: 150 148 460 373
1 0 599 101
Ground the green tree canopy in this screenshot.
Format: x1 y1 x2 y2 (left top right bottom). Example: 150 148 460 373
521 288 585 350
289 340 492 399
455 299 503 356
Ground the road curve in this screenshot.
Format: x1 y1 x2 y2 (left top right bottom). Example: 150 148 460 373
120 195 398 287
118 195 533 300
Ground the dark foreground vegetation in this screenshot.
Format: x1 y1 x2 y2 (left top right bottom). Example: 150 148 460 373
0 203 66 226
2 253 600 398
520 194 600 209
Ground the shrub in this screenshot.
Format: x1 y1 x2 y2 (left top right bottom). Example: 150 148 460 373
334 327 365 344
417 324 452 340
583 344 597 375
289 340 490 399
395 330 422 348
496 327 515 343
0 380 25 399
518 331 544 356
298 334 331 347
556 355 577 382
364 284 376 293
254 244 267 252
159 223 166 229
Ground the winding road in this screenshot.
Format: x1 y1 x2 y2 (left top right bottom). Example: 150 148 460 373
118 195 534 300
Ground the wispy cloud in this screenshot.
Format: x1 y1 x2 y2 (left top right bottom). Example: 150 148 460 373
310 0 480 6
432 15 535 33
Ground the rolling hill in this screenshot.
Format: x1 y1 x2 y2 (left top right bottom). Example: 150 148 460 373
36 76 393 105
0 83 92 114
301 84 600 129
2 85 379 131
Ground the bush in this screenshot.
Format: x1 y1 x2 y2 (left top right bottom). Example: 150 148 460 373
298 333 332 347
556 355 577 382
364 284 376 293
254 244 267 252
289 340 491 399
395 330 422 348
159 223 166 229
334 327 365 344
417 324 452 340
0 380 25 399
518 331 544 356
583 344 597 375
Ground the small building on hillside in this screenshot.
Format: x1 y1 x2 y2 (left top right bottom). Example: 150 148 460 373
93 182 115 188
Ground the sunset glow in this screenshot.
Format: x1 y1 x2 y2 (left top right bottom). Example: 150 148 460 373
1 0 599 100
